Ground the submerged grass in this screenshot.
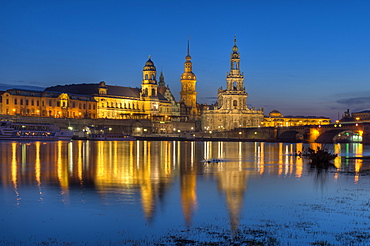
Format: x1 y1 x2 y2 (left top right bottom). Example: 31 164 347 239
2 223 370 246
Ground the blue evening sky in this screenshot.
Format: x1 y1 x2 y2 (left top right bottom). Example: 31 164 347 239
1 0 370 120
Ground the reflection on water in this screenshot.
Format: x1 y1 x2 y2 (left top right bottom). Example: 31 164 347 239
0 140 369 238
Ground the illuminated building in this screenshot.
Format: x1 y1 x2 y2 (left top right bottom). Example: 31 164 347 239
351 110 370 121
262 110 331 127
0 89 97 118
44 57 173 122
201 37 264 131
180 40 199 120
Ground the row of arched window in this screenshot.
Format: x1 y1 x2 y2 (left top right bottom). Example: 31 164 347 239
101 101 142 110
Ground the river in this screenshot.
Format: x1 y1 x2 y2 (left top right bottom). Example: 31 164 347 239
0 140 370 245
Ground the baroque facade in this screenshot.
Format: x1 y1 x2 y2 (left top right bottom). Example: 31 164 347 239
201 37 264 131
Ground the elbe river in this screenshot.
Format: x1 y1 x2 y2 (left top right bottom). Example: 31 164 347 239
1 140 370 245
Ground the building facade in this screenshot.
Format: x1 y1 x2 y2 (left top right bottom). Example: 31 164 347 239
0 89 97 118
262 110 331 127
201 37 264 131
44 57 174 123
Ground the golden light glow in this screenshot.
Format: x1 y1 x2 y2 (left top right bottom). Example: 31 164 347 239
57 141 69 200
35 142 41 186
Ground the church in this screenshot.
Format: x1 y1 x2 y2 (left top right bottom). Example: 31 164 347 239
201 37 264 131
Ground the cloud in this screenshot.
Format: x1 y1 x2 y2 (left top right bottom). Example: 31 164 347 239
0 83 45 91
336 97 370 106
336 97 370 114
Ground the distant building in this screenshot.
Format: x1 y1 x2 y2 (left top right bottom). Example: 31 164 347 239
262 110 331 127
201 37 264 131
350 110 370 121
0 89 97 118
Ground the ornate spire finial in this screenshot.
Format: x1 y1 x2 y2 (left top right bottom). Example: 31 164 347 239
232 36 238 53
185 37 192 61
187 36 190 56
148 55 151 60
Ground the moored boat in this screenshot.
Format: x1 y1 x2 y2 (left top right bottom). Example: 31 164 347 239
0 121 73 141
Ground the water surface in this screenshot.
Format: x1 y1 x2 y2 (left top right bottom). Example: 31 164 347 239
1 141 370 245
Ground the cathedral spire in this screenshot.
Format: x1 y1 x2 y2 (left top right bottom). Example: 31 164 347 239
184 38 193 73
186 37 191 61
230 36 240 74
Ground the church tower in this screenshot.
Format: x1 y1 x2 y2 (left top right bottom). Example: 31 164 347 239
142 56 158 98
141 56 159 115
218 36 248 111
226 36 245 92
180 39 198 117
201 37 264 131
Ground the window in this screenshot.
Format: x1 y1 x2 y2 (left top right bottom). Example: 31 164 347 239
26 100 28 105
233 100 237 107
49 100 52 106
14 99 17 105
31 100 34 106
20 99 23 105
6 99 9 104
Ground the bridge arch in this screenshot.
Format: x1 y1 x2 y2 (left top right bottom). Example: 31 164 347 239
278 131 304 142
316 129 362 143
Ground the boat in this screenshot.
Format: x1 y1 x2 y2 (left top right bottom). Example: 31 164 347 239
202 158 224 164
87 133 136 141
0 121 73 141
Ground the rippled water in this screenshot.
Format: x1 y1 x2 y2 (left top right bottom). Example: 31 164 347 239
1 140 370 245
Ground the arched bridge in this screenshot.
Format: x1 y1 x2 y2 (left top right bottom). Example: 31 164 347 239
276 122 370 143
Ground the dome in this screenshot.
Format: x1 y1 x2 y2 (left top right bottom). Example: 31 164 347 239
269 110 282 117
143 56 156 71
